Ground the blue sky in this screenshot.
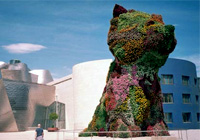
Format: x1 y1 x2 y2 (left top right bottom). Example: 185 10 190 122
0 0 199 79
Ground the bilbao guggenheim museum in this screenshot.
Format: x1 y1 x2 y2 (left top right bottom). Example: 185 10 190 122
0 59 65 132
0 58 199 132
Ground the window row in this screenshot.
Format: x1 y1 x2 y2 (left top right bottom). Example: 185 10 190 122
163 93 199 104
164 112 200 123
161 74 197 86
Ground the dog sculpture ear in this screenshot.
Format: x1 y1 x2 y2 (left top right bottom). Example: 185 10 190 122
113 4 127 17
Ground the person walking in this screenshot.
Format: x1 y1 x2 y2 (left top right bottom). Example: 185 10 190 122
35 124 44 140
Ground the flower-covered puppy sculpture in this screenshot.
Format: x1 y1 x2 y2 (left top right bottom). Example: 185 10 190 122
80 4 177 137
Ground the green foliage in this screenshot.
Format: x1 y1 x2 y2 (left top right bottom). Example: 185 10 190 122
79 132 92 137
49 112 58 121
110 17 118 26
95 104 107 130
154 25 176 52
79 130 97 137
134 86 150 124
136 51 168 80
118 11 150 32
112 43 125 62
115 97 129 113
158 25 175 38
107 61 116 82
118 124 129 138
129 86 150 125
149 104 164 125
121 64 134 74
129 86 139 119
49 112 58 128
88 103 107 131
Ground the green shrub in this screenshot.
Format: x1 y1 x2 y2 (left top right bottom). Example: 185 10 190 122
118 124 129 138
49 112 58 128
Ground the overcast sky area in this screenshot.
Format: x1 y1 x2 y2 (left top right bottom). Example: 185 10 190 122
0 0 199 79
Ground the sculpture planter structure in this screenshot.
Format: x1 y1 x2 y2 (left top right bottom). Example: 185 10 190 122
47 127 59 132
80 4 177 138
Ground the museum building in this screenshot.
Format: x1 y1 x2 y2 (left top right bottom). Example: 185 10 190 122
0 60 65 132
49 58 200 131
0 58 199 132
159 58 200 129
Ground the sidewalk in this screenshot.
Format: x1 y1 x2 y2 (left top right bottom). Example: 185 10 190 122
0 129 200 140
0 130 177 140
0 130 65 140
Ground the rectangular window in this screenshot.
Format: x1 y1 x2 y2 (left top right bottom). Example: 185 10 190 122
161 75 173 85
182 76 189 86
194 78 197 85
182 112 191 122
197 113 200 122
164 113 173 123
196 95 199 104
163 93 173 103
182 94 191 104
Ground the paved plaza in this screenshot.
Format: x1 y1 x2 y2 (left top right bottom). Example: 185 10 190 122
0 129 200 140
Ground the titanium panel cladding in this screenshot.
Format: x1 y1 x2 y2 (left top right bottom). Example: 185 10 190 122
1 79 55 131
0 80 18 132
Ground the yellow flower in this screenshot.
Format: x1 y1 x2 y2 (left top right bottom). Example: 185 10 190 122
134 86 150 124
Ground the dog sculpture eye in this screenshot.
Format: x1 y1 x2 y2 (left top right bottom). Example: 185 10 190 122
146 20 155 26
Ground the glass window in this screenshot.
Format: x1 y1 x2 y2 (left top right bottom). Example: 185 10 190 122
182 112 191 122
161 75 173 85
196 95 199 103
182 94 191 104
182 76 189 86
164 113 173 123
197 113 200 122
194 78 197 85
9 59 21 64
163 93 173 103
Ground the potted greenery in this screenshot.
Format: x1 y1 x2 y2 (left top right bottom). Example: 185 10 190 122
47 112 59 132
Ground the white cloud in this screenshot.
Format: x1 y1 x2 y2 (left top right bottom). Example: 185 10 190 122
173 54 200 77
2 43 46 54
172 24 179 27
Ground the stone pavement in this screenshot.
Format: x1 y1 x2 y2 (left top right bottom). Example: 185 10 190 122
0 130 177 140
1 129 200 140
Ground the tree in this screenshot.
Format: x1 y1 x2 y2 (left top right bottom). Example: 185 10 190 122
49 112 58 128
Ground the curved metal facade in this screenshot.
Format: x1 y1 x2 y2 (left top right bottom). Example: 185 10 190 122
0 60 65 132
29 69 53 84
0 79 56 131
158 58 200 129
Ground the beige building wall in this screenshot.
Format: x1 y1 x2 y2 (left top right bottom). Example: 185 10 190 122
48 75 74 130
49 59 112 131
73 59 112 130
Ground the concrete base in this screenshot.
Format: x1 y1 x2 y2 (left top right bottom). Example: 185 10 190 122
75 136 177 140
151 136 177 140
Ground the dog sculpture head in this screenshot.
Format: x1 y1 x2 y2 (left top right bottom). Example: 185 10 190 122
108 4 177 67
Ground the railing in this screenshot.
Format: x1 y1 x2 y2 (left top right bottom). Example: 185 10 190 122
53 129 191 140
